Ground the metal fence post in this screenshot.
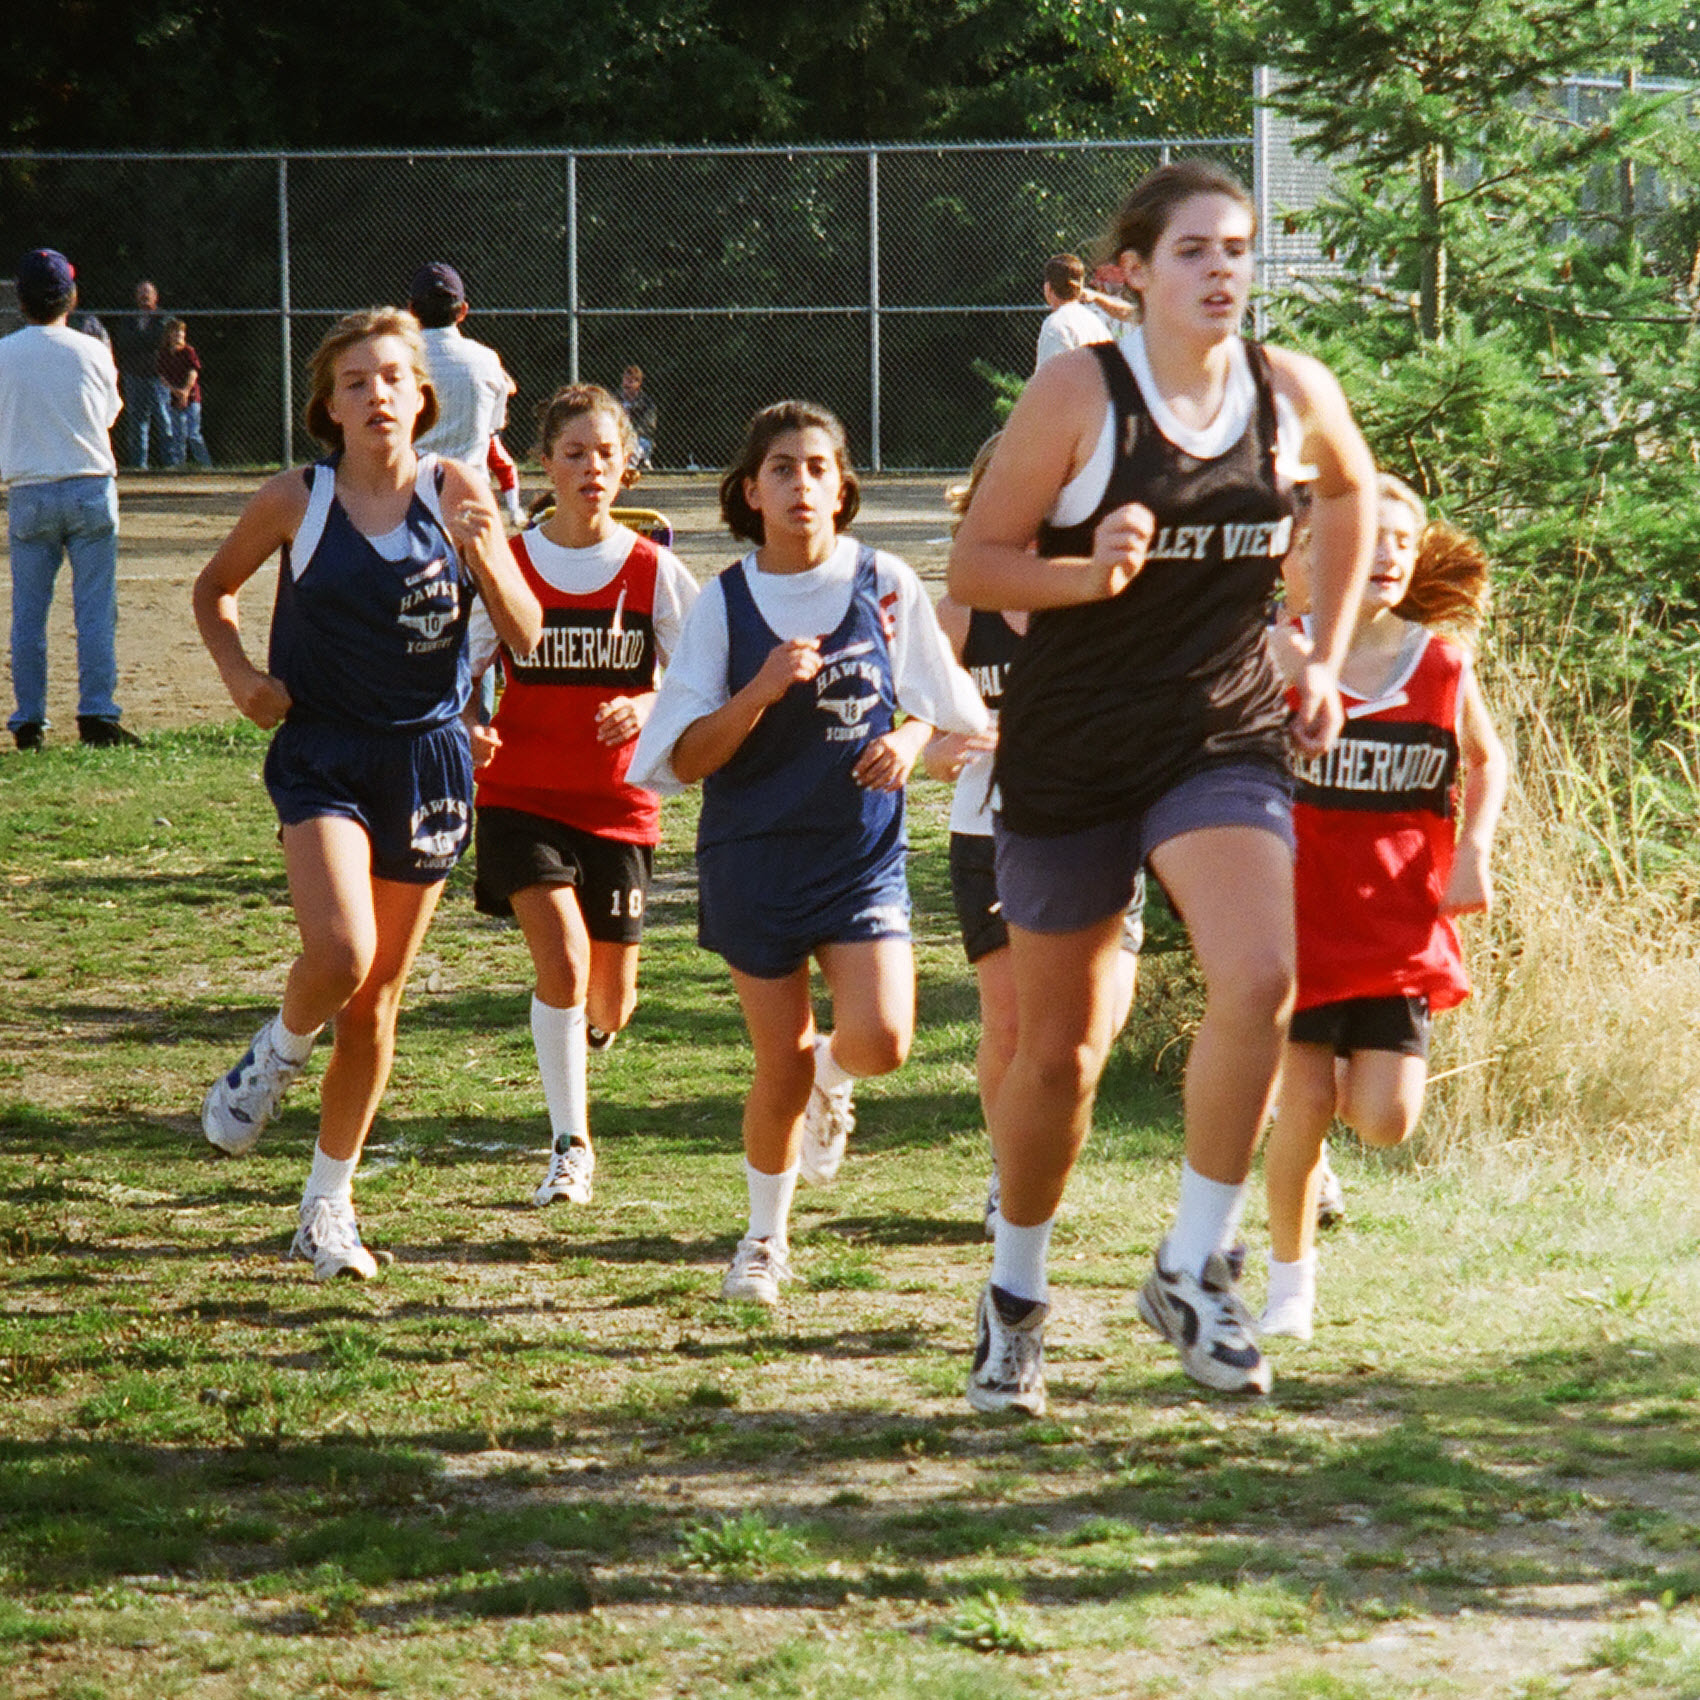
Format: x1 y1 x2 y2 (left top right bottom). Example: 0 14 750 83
277 155 293 469
566 151 580 383
868 148 882 473
1252 66 1271 342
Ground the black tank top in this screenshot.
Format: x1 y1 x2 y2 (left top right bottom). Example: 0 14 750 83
995 339 1294 836
962 608 1022 715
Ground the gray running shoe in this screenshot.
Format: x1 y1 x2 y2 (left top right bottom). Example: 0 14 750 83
1315 1142 1347 1229
720 1235 792 1306
533 1138 595 1206
966 1281 1048 1416
1137 1241 1271 1394
798 1037 854 1186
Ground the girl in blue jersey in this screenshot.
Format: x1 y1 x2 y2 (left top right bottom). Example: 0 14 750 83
192 307 542 1279
630 401 985 1305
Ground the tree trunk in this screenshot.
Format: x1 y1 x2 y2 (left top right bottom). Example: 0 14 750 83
1419 143 1446 342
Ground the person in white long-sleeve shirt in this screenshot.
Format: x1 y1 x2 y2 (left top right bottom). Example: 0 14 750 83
0 247 133 750
408 262 517 505
630 399 986 1308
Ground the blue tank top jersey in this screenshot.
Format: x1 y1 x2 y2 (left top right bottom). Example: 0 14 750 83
698 546 902 865
268 454 473 734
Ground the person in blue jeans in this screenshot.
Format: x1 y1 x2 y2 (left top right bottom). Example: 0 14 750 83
0 248 139 750
113 281 174 470
159 319 213 468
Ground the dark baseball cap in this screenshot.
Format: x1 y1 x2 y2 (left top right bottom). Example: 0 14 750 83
408 261 465 304
17 249 75 295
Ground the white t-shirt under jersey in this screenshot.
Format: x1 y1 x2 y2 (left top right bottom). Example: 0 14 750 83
465 521 698 678
1049 329 1311 529
630 535 988 795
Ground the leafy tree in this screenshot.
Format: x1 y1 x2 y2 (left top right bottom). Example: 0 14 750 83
1246 0 1700 727
1 0 1246 149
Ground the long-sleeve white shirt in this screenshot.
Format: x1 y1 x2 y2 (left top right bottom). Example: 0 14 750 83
413 325 512 472
630 535 987 795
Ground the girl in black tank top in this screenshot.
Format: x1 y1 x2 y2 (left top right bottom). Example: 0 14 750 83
998 339 1293 836
946 161 1378 1413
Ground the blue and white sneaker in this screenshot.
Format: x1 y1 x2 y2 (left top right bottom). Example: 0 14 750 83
1137 1240 1271 1394
202 1022 305 1155
289 1195 380 1281
966 1282 1048 1416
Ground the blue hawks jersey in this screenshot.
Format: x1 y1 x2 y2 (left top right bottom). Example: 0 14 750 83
698 544 902 866
268 453 473 734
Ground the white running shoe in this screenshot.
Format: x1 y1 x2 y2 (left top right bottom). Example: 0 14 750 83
983 1166 1001 1240
1316 1142 1347 1229
1137 1241 1272 1394
202 1021 305 1155
1259 1291 1316 1342
720 1235 792 1306
798 1036 855 1186
533 1139 595 1206
966 1281 1048 1416
289 1195 380 1281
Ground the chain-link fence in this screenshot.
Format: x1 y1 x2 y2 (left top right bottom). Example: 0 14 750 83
0 138 1253 474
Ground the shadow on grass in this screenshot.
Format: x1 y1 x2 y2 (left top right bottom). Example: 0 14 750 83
5 1343 1700 1622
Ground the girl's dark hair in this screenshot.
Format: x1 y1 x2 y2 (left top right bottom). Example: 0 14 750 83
1105 158 1256 268
304 307 438 450
158 317 186 349
534 382 637 464
719 400 861 544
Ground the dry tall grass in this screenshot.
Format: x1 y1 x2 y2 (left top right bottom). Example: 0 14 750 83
1424 648 1700 1161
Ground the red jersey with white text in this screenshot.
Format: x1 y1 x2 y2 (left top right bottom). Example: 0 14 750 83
477 531 663 843
1290 625 1470 1013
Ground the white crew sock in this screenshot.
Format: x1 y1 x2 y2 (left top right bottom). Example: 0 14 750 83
270 1013 320 1066
1262 1252 1317 1339
1265 1252 1316 1309
303 1144 357 1207
990 1212 1054 1306
745 1159 800 1245
1165 1161 1249 1278
532 996 589 1153
813 1032 856 1091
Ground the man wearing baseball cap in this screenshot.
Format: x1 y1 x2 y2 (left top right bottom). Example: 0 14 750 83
408 261 519 519
0 249 136 749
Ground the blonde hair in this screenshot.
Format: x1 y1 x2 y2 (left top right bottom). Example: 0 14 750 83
1377 471 1429 534
945 433 1001 536
304 308 438 451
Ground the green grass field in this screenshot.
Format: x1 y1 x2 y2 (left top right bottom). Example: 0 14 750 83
2 728 1699 1699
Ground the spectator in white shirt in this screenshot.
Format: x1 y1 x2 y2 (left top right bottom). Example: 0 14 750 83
0 248 135 750
1034 252 1133 372
407 262 518 490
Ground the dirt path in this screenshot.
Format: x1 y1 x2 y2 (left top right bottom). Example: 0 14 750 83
0 471 957 736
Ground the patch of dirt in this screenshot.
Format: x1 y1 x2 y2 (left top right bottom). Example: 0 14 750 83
0 473 956 738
